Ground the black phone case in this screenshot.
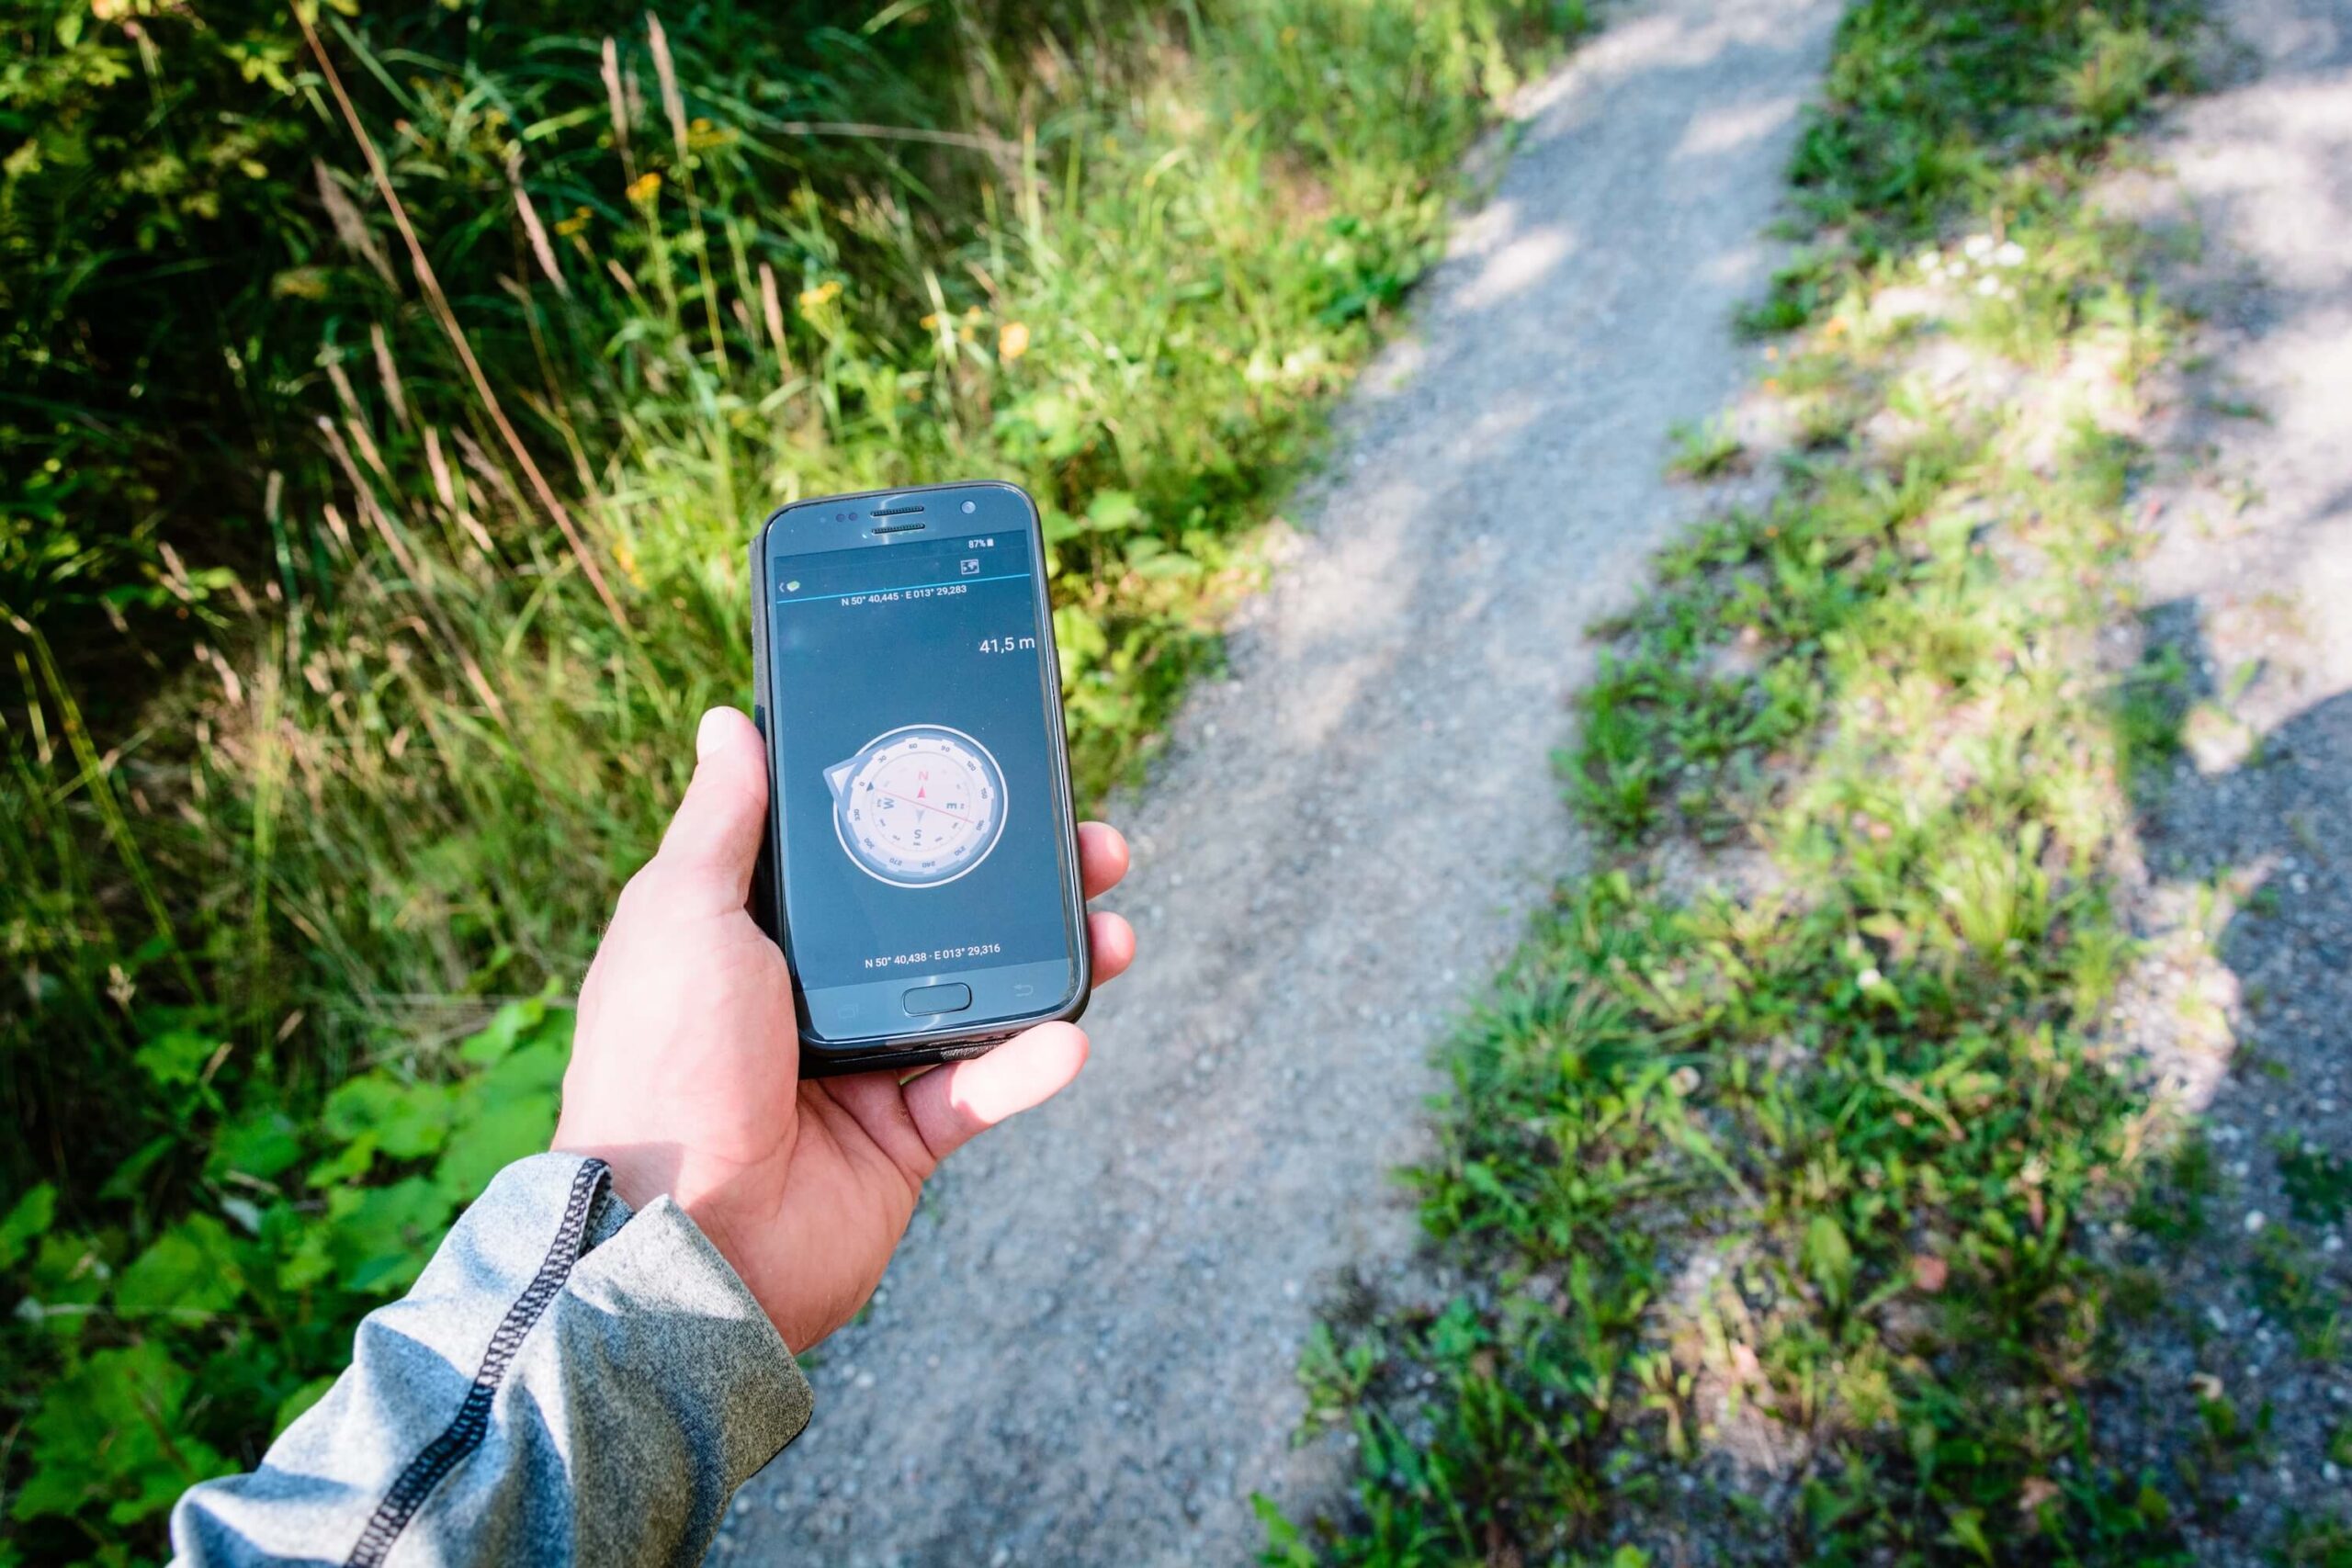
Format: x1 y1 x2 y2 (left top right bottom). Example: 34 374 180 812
748 479 1091 1078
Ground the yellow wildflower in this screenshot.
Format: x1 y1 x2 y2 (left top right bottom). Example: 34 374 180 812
555 206 593 238
998 321 1030 361
797 279 842 311
920 312 942 332
625 171 662 205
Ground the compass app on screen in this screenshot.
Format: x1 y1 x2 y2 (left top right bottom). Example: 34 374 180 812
767 525 1073 1034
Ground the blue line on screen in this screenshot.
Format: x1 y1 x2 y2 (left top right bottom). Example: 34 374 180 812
776 570 1027 604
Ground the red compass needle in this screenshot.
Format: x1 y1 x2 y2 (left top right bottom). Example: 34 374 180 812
876 789 976 828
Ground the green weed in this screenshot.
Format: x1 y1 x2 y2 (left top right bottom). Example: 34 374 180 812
2129 1129 2221 1247
2276 1513 2352 1567
2276 1141 2352 1226
2117 640 2194 795
1665 417 1748 481
2246 1230 2346 1363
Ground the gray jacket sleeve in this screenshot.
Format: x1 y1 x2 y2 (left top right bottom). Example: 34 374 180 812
170 1153 812 1567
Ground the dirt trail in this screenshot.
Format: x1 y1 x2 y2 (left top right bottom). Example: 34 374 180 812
2096 0 2352 1553
718 1 1839 1559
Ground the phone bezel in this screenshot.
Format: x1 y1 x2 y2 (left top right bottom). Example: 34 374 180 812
749 479 1091 1077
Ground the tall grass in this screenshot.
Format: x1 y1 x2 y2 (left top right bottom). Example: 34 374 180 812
0 0 1584 1555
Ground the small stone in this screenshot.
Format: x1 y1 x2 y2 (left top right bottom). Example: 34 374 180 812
2245 1211 2267 1235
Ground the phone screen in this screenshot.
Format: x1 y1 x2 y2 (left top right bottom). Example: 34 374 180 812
763 506 1078 1043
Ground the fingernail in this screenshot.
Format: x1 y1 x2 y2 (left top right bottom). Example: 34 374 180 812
695 708 728 761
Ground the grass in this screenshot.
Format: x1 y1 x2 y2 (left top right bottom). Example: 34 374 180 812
2276 1141 2352 1227
1265 0 2216 1562
2116 639 2195 795
1665 418 1748 482
0 1 1589 1556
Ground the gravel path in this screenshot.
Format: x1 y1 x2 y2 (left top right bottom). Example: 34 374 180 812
718 2 1839 1559
2092 0 2352 1553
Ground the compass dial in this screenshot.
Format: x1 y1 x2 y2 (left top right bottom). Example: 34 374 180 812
825 725 1008 887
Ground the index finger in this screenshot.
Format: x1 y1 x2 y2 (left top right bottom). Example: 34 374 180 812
1078 821 1128 901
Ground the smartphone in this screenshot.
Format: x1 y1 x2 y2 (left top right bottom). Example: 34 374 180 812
748 479 1090 1077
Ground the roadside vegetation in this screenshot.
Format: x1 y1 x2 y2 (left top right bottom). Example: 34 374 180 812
0 0 1588 1554
1265 0 2222 1561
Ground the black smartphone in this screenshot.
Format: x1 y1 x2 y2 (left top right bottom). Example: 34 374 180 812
748 479 1090 1077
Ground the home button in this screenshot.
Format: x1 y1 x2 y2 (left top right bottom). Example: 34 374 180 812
902 983 974 1017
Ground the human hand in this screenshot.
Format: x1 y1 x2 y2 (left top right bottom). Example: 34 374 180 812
553 706 1135 1351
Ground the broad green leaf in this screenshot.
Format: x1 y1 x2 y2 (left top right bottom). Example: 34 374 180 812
1053 604 1108 664
277 1222 334 1292
435 1095 557 1201
308 1133 379 1187
456 996 550 1067
1128 549 1201 582
27 1231 111 1310
1083 489 1144 533
322 1073 405 1141
12 1341 230 1525
0 1183 56 1270
115 1213 244 1318
323 1072 453 1159
132 1028 220 1088
479 1036 568 1101
98 1133 178 1202
207 1109 304 1183
325 1179 455 1294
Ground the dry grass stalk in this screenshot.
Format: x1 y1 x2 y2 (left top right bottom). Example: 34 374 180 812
504 145 571 297
647 13 690 171
297 10 632 632
370 324 412 430
601 36 635 177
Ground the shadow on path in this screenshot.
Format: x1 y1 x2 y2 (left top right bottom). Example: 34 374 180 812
2096 599 2352 1553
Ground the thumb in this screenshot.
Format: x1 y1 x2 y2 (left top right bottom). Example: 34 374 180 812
654 707 769 908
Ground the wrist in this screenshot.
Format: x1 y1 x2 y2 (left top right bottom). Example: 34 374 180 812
551 1138 679 1218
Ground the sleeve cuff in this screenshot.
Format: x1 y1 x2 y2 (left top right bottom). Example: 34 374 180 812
562 1179 815 1490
